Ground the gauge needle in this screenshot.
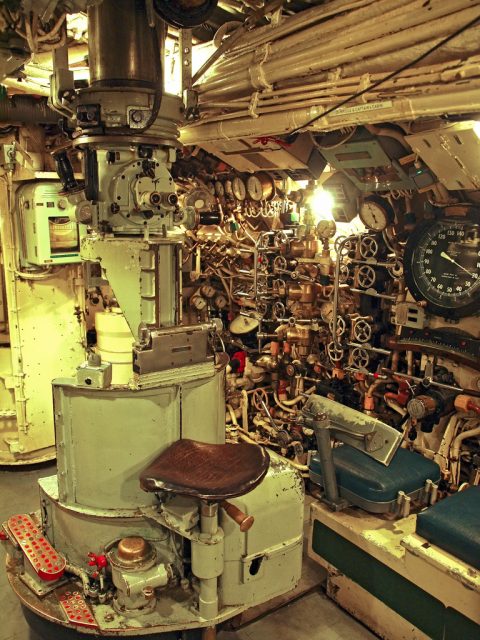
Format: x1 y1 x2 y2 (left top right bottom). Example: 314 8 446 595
440 251 475 277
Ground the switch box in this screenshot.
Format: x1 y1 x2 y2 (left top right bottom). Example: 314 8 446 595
16 181 85 267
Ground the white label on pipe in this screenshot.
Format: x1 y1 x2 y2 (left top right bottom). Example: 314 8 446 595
329 100 393 117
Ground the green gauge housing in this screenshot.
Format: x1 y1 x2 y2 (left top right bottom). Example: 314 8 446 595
404 217 480 318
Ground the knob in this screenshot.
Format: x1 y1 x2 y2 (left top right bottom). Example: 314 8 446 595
407 395 437 419
221 501 254 532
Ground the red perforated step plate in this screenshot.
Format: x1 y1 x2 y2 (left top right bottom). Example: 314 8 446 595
58 590 98 628
7 514 65 581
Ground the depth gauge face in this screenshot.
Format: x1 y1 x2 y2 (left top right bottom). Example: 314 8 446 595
404 218 480 318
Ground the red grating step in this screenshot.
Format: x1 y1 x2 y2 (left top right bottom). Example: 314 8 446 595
58 590 98 628
7 514 66 582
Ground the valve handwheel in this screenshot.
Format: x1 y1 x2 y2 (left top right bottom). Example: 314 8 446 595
353 318 372 343
356 265 376 289
350 347 370 368
359 235 379 259
327 341 345 362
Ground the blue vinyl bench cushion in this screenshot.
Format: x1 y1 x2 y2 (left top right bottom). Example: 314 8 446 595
416 486 480 570
309 445 441 504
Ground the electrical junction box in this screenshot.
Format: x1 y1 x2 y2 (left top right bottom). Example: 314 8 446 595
16 181 85 267
322 171 360 223
200 132 326 180
405 121 480 190
316 128 415 192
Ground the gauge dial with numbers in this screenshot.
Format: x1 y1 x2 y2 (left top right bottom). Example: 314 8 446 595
246 172 274 202
404 218 480 318
359 195 394 231
214 181 224 197
316 219 337 239
224 180 234 198
246 175 264 201
232 176 246 201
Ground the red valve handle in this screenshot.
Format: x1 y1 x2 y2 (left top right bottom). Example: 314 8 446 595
87 553 107 569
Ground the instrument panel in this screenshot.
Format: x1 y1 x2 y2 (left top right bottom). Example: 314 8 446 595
404 217 480 318
178 136 480 494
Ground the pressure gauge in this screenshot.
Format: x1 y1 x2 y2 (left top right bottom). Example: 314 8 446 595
320 302 334 323
359 195 394 231
246 173 274 202
190 293 207 311
224 180 234 199
229 314 260 335
404 218 480 318
232 176 246 201
246 175 263 201
316 219 337 239
206 182 215 195
214 181 224 197
200 284 215 298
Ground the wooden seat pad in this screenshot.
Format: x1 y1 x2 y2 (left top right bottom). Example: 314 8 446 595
140 438 270 501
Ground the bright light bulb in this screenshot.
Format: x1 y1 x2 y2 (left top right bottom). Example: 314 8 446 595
473 121 480 139
309 188 335 222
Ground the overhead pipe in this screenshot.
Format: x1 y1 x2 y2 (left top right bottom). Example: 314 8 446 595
192 55 480 122
276 32 480 90
258 1 478 83
207 57 472 104
226 0 376 57
197 4 480 99
181 84 480 143
204 0 418 81
1 77 50 97
197 58 478 118
0 95 59 124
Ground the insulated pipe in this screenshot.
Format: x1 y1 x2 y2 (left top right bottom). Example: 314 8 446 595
450 423 480 484
264 2 478 82
181 84 480 143
226 0 376 56
198 0 478 96
198 5 480 98
198 57 478 116
206 0 418 80
0 96 59 124
199 71 472 117
277 31 480 90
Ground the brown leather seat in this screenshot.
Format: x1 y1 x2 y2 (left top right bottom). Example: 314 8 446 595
140 439 270 501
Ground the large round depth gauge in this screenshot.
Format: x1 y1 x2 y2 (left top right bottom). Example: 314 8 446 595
404 218 480 318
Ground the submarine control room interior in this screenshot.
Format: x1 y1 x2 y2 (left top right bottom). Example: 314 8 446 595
0 1 479 639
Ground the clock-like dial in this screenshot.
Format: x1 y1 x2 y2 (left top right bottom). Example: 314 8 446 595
404 218 480 318
214 181 224 197
359 196 394 231
232 176 246 201
224 180 234 198
246 172 274 202
316 219 337 239
246 175 264 201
